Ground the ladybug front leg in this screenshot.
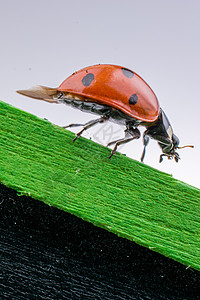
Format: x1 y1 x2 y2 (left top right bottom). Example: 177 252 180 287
141 132 150 163
108 128 140 159
63 115 110 141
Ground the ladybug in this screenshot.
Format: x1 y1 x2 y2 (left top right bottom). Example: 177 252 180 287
17 64 193 162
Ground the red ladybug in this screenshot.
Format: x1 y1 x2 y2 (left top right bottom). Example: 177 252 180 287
17 64 193 162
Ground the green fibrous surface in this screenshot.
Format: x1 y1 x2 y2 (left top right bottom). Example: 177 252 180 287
0 100 200 270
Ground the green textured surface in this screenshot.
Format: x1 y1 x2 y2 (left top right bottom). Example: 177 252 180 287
0 100 200 271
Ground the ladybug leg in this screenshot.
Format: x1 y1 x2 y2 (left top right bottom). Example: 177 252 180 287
108 128 140 159
63 123 86 128
159 153 167 163
107 137 126 147
174 152 180 162
141 132 150 163
63 118 107 129
67 115 109 141
159 153 172 163
107 127 135 147
159 152 180 163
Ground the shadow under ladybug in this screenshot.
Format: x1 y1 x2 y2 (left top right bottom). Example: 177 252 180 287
17 64 193 163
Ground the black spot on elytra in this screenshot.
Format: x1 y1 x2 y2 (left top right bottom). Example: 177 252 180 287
122 68 134 78
129 94 138 105
82 73 94 87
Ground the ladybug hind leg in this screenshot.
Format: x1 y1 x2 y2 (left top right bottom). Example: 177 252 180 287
108 127 140 159
64 115 110 142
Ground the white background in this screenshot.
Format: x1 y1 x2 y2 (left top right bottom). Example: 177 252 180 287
0 0 199 188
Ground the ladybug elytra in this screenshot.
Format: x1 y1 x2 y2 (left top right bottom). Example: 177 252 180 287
17 64 193 162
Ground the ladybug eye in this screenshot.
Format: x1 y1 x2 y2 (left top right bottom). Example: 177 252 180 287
129 94 138 105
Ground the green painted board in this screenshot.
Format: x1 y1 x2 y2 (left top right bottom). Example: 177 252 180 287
0 100 200 271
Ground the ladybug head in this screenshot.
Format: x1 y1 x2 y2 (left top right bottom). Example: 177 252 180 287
159 139 180 163
155 109 181 162
158 111 193 162
166 133 180 163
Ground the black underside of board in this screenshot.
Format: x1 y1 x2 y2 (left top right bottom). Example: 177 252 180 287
0 183 199 300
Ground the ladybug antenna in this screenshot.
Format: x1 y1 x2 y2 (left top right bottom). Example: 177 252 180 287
178 145 194 149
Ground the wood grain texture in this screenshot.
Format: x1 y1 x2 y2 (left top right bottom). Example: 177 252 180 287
0 100 200 271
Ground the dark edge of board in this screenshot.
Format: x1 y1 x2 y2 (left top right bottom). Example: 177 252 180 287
0 183 199 300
